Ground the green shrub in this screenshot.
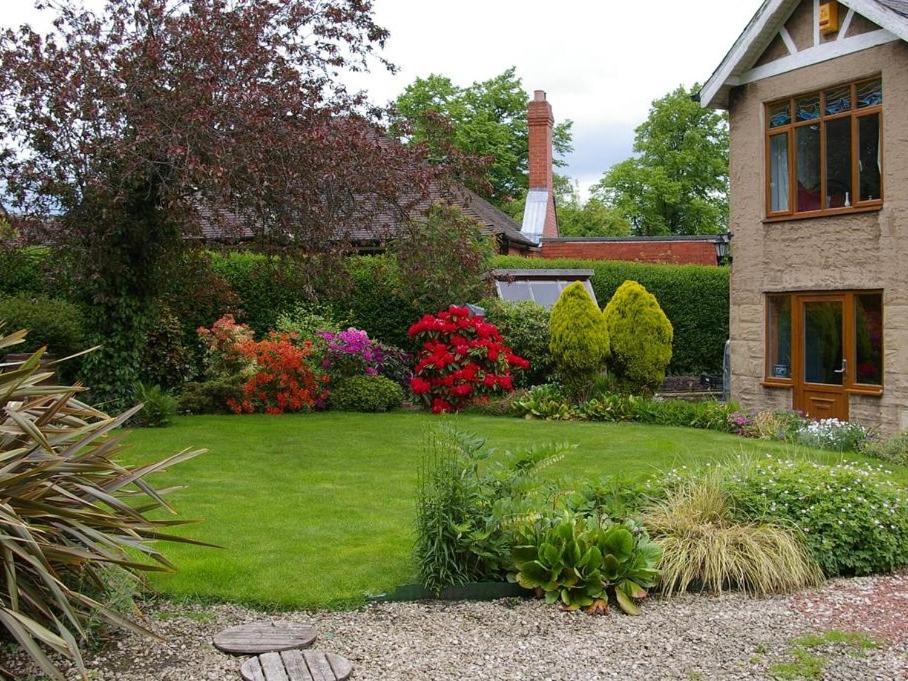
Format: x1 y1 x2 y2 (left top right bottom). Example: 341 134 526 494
510 514 661 614
511 383 577 420
342 255 417 348
603 280 673 394
209 251 312 334
625 397 737 432
862 431 908 466
328 375 404 412
0 247 51 296
275 301 348 342
132 383 178 427
139 304 194 390
644 478 822 596
511 386 738 433
482 298 553 387
177 377 245 414
493 255 728 375
549 282 610 399
414 427 569 592
0 294 84 355
721 457 908 577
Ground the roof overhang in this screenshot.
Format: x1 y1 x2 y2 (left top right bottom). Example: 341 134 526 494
700 0 908 110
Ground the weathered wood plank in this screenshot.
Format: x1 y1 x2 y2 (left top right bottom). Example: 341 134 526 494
241 650 353 681
325 652 354 680
259 652 290 681
240 657 267 681
280 650 313 681
213 622 317 655
302 650 335 681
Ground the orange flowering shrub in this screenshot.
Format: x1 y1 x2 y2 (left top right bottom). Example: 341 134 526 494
226 333 329 415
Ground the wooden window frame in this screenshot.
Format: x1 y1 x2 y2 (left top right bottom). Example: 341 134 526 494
764 78 883 220
762 291 883 395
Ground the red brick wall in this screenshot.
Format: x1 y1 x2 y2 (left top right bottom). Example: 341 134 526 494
539 240 717 266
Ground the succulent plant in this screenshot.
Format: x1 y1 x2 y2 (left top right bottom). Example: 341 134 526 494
510 513 661 614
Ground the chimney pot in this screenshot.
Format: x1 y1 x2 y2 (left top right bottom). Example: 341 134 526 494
533 90 546 102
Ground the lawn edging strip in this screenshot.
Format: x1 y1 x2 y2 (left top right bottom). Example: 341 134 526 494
369 581 528 603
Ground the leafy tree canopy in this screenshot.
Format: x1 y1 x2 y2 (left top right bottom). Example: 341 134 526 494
592 84 729 236
393 67 574 206
0 0 438 405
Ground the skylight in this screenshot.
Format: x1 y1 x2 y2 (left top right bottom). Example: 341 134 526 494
492 269 597 307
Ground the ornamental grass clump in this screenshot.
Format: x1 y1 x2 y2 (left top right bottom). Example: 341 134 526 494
548 282 609 400
602 280 673 395
644 478 822 597
0 326 205 680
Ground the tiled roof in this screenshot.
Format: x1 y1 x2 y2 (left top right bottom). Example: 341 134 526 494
874 0 908 18
194 183 536 248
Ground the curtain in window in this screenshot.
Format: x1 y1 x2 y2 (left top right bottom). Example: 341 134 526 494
770 134 789 212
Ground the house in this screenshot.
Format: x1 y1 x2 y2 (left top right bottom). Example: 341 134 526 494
701 0 908 433
193 184 537 256
518 90 728 266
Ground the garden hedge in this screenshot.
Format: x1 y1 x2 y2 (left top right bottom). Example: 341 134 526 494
492 256 729 375
0 247 51 296
208 251 309 334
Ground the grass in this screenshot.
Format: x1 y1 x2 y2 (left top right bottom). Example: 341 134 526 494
769 630 878 679
121 412 908 609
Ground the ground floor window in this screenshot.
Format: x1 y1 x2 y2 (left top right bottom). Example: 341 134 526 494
764 290 883 421
765 291 883 389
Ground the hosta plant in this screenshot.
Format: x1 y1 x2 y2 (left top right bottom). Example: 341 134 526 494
0 325 205 680
509 514 660 614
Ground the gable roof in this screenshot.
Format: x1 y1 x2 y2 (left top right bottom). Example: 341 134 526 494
700 0 908 109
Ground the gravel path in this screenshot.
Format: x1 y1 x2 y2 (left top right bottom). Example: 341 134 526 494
2 576 906 680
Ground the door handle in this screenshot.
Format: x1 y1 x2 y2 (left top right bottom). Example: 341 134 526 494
834 359 847 374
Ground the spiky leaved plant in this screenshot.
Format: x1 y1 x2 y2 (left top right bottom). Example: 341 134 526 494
0 325 205 680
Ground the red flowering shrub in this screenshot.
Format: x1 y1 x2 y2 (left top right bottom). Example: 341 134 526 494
408 306 529 413
226 333 329 415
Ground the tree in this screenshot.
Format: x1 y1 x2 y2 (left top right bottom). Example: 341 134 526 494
0 0 438 406
603 280 673 394
553 177 631 237
389 202 494 314
593 85 729 235
549 282 609 399
393 67 574 206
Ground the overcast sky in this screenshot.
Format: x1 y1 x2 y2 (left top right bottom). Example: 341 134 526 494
4 0 758 196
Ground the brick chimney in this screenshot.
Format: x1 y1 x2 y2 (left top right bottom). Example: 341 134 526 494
521 90 558 241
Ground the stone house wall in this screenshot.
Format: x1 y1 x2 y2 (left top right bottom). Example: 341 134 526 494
728 39 908 434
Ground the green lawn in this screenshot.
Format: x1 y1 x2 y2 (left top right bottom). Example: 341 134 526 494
122 413 906 609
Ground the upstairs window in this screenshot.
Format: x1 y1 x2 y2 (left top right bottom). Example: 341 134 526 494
766 78 882 218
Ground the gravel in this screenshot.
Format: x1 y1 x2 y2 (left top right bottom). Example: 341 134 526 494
2 576 906 680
